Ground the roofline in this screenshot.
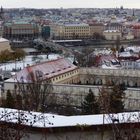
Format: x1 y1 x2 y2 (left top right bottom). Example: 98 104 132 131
25 58 64 69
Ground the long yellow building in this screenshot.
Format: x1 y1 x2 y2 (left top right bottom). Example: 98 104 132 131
51 23 104 39
51 23 90 39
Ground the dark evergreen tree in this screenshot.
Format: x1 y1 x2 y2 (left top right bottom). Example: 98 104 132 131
81 89 100 115
115 36 120 51
109 84 125 113
98 83 126 114
5 90 15 108
15 94 23 110
120 46 125 52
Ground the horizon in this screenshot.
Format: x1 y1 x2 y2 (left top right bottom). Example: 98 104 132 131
1 0 140 9
2 7 139 10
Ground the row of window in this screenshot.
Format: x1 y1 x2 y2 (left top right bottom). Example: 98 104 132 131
65 77 79 84
12 30 34 34
63 36 89 39
64 30 89 32
122 62 135 66
64 27 89 29
64 33 89 35
52 70 79 82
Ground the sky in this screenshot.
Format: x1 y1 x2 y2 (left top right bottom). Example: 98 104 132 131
0 0 140 9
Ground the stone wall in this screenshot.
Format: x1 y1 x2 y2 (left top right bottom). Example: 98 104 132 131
52 84 140 110
79 68 140 87
22 127 140 140
3 67 140 110
22 131 111 140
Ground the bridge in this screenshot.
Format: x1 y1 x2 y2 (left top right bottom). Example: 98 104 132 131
52 39 85 47
33 39 75 56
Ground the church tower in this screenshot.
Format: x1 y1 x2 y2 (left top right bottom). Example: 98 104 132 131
132 9 135 17
0 6 4 20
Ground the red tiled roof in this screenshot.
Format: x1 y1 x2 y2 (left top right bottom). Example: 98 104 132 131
132 24 140 29
16 58 78 82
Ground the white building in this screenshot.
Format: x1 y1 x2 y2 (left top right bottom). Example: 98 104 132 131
124 32 134 40
120 60 137 69
121 59 140 69
103 30 122 40
0 37 11 52
0 21 3 37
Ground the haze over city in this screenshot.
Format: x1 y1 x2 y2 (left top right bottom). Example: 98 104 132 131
1 0 140 8
1 0 140 139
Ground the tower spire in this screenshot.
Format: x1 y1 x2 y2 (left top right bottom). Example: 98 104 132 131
133 9 135 17
0 6 4 20
0 6 3 13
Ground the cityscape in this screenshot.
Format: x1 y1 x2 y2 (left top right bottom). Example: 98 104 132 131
0 1 140 140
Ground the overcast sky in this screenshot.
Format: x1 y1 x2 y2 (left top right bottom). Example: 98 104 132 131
0 0 140 9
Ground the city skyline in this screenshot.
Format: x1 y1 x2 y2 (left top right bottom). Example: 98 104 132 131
1 0 140 9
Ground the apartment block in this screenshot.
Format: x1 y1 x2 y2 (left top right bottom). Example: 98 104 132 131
89 23 105 37
3 22 39 40
51 23 90 39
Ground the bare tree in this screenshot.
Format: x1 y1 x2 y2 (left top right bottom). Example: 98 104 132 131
98 83 140 140
74 47 95 67
15 71 53 112
0 107 54 140
1 72 54 140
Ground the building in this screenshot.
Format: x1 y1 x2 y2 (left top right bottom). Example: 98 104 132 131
95 54 121 69
6 58 79 85
0 7 4 37
124 32 134 40
0 37 11 51
0 21 3 37
118 46 140 69
3 22 39 40
89 23 105 37
105 22 124 32
103 30 122 40
120 60 138 69
41 25 50 39
118 46 140 62
118 51 139 61
132 24 140 38
51 23 90 39
4 65 140 110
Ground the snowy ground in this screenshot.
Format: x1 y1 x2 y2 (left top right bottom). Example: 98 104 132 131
0 107 140 128
0 54 61 72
